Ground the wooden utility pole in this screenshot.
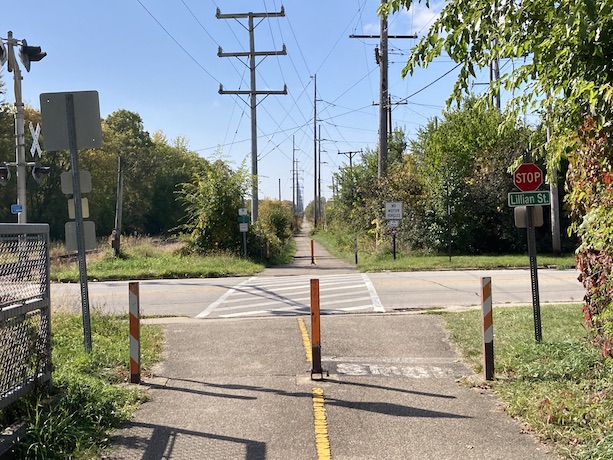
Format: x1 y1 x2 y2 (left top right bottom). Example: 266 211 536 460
350 3 416 179
217 7 287 224
378 1 389 179
313 74 318 228
292 135 296 214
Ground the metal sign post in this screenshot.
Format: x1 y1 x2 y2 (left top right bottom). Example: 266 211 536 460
511 160 544 342
40 90 102 353
526 206 542 342
66 93 92 353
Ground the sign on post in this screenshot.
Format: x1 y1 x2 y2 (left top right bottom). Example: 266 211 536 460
385 202 403 220
508 191 550 207
510 161 544 343
513 163 543 192
39 91 102 151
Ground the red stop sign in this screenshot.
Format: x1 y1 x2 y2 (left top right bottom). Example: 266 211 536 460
513 163 543 192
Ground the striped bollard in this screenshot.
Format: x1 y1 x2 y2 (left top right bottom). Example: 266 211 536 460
481 277 494 381
129 282 141 384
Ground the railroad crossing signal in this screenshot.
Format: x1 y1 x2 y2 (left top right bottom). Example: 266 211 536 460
18 39 46 72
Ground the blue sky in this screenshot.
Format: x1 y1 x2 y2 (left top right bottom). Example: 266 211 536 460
2 0 490 203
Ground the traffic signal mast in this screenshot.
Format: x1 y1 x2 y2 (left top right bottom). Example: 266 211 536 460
0 31 47 222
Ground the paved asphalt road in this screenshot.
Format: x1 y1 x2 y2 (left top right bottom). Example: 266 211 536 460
51 268 584 318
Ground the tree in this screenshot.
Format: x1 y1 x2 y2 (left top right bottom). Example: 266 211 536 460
383 0 613 353
178 151 250 253
382 0 613 163
410 98 535 253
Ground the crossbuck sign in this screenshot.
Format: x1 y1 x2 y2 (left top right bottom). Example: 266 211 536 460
29 122 42 158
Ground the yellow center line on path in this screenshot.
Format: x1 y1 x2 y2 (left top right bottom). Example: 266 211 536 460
312 387 331 460
297 318 332 459
298 318 312 364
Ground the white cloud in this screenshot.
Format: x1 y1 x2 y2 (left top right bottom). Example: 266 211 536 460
393 1 443 36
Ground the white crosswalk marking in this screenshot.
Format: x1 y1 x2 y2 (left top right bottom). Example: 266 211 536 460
197 274 385 318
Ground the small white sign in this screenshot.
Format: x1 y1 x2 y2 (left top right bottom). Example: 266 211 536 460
238 208 248 216
385 201 403 220
388 220 399 228
239 223 249 232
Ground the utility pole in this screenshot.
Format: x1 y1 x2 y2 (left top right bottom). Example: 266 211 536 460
312 74 318 228
112 155 124 257
292 135 297 214
490 56 501 110
547 99 561 254
217 7 287 224
350 4 416 179
317 125 324 226
378 1 389 179
338 150 360 173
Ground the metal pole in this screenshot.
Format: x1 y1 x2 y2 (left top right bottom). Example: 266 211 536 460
7 32 27 223
527 206 542 342
66 93 92 353
522 151 542 342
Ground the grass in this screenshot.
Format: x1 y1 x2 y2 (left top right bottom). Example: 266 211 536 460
1 310 164 459
439 304 613 459
312 230 577 271
51 237 265 282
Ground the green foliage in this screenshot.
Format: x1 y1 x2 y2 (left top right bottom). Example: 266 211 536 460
328 105 560 256
10 311 163 458
178 152 249 253
568 119 613 357
252 199 296 262
0 105 203 240
51 238 263 281
441 304 613 459
409 98 538 253
382 0 613 167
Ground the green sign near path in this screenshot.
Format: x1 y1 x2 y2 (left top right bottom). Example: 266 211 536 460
237 215 250 223
508 191 550 207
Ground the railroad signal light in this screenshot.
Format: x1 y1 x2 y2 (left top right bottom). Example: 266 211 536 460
31 163 50 184
19 39 46 72
0 162 10 186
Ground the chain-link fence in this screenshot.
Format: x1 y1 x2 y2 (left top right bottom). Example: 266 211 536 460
0 224 52 411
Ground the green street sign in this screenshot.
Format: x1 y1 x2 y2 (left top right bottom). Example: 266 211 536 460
237 215 250 223
508 191 550 207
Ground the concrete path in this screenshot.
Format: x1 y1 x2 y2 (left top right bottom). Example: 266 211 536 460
106 223 557 459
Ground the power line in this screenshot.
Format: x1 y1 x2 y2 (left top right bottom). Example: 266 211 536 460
135 0 220 84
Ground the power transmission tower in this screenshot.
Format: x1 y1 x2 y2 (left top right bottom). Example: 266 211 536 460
217 7 287 223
